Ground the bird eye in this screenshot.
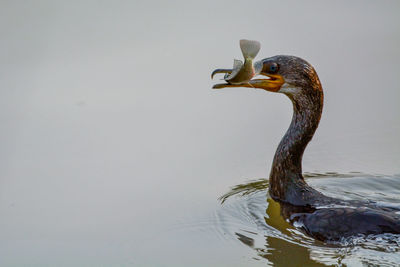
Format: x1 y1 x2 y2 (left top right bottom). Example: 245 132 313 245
269 62 279 73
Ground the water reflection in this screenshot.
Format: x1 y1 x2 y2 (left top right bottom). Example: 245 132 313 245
235 198 326 266
217 174 400 266
262 237 326 267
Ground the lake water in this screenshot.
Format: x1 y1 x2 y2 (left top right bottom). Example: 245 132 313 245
1 1 400 266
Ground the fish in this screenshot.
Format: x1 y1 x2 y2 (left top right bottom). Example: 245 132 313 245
211 39 261 85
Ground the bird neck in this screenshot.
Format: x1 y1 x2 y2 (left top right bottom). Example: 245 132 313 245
269 88 323 205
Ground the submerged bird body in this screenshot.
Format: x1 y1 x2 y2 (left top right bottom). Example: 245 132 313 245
293 206 400 241
212 53 400 242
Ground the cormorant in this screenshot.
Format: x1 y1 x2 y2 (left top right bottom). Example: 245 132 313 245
212 55 400 241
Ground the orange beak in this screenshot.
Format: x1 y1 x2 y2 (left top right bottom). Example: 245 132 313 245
212 73 284 92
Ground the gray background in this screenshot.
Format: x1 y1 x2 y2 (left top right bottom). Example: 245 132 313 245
1 1 399 265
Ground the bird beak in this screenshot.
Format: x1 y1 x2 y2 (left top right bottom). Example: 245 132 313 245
212 72 284 92
211 69 232 79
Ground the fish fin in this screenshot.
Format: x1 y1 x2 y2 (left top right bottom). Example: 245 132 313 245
232 59 243 69
240 39 260 59
225 59 243 80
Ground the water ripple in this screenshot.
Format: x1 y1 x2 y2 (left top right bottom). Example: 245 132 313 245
215 173 400 266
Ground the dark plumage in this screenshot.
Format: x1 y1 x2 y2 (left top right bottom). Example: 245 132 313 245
297 207 400 241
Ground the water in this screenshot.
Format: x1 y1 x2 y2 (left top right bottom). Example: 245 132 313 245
216 174 400 266
1 1 400 266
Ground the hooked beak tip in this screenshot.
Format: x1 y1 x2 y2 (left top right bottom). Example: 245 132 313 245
211 68 232 80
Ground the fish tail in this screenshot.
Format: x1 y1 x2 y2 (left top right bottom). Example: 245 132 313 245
240 39 260 60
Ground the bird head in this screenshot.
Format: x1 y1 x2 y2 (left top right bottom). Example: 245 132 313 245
212 55 322 98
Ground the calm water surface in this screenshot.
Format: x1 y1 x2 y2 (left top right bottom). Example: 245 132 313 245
1 1 400 266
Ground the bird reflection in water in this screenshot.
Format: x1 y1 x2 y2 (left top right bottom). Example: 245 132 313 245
237 198 327 266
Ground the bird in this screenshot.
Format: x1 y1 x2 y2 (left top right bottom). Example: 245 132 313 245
211 55 400 242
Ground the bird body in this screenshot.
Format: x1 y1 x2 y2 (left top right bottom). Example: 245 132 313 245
296 207 400 241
